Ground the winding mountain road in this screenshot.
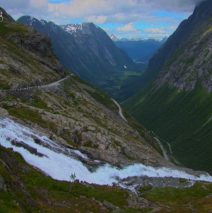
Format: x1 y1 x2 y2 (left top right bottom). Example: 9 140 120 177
112 99 128 122
153 136 170 161
0 76 70 93
1 75 130 124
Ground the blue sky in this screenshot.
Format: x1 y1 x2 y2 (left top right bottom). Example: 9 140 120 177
0 0 202 39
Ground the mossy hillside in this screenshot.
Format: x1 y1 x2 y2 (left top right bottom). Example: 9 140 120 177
142 183 212 213
0 39 61 89
0 22 64 90
1 75 160 167
127 85 212 173
3 104 57 133
0 22 28 35
64 76 118 112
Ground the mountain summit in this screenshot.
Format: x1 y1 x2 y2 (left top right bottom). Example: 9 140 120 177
18 17 135 87
0 7 14 23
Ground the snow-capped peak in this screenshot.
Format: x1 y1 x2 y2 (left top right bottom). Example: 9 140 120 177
62 24 83 34
40 19 47 25
28 16 38 26
110 34 119 41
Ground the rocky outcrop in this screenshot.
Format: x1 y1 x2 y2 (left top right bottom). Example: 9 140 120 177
7 33 63 72
0 7 14 23
0 19 64 89
147 0 212 92
0 107 8 116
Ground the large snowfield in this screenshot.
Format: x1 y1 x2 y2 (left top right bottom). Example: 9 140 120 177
0 118 212 187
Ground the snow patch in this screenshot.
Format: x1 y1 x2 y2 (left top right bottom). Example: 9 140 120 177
63 24 83 34
0 118 212 187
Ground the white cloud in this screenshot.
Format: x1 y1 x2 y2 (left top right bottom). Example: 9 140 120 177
144 28 166 34
86 15 107 24
30 0 48 9
1 0 200 24
46 0 202 19
0 0 30 9
0 0 205 39
118 23 139 33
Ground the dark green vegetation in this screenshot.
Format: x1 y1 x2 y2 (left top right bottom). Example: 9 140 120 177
141 183 212 213
127 85 212 172
0 22 28 35
125 0 212 173
100 70 144 102
86 89 117 111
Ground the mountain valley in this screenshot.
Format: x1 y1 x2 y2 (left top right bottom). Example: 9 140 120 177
0 1 212 212
17 16 142 101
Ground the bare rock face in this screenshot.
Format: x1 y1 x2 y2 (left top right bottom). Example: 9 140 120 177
0 107 8 116
146 0 212 92
0 19 65 89
29 84 169 167
7 32 63 73
157 25 212 92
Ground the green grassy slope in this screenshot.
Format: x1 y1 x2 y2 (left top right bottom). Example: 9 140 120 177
127 85 212 173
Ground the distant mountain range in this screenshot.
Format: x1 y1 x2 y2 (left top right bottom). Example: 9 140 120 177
125 0 212 173
115 39 166 64
18 17 136 88
110 34 119 41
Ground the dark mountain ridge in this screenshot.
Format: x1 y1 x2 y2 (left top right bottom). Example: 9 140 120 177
0 7 14 22
125 0 212 173
146 0 212 90
17 17 135 87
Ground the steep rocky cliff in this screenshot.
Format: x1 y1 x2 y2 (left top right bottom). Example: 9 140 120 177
0 9 64 90
126 0 212 173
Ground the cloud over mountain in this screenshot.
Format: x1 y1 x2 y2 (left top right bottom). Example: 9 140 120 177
0 0 205 39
